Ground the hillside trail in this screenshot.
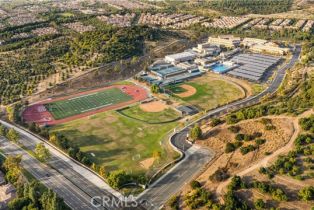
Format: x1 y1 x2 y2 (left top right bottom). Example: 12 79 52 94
215 109 313 198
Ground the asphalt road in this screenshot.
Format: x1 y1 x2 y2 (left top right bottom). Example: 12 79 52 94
0 137 101 210
137 45 301 209
137 146 214 210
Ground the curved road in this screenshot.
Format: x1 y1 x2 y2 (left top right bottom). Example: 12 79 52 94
173 45 301 152
137 45 301 209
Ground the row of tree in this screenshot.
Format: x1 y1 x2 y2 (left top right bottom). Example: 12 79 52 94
26 124 145 189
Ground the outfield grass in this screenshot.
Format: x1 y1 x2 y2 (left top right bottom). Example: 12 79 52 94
119 105 181 123
45 88 131 120
168 76 244 110
50 111 178 175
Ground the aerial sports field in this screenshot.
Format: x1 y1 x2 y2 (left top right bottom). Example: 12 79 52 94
22 84 148 125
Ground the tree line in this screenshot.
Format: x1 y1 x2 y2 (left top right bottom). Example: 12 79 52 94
226 77 314 124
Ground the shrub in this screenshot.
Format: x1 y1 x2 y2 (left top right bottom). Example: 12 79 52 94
210 118 224 127
225 142 236 153
228 125 241 133
295 134 313 146
228 176 245 191
298 186 314 201
168 195 180 210
107 170 131 189
255 139 266 146
240 145 256 155
236 133 253 141
265 124 276 130
235 133 245 141
190 180 201 189
254 199 266 210
190 125 202 141
299 115 314 132
259 167 267 174
260 118 272 125
234 141 243 148
209 168 229 182
271 188 288 201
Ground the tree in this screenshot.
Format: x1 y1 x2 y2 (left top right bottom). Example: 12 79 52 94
130 56 138 65
6 128 20 143
35 143 51 162
49 134 57 145
190 180 201 189
40 188 70 210
209 168 229 182
3 155 22 184
0 124 7 136
225 142 236 153
151 84 160 94
210 118 223 127
227 176 245 191
168 195 179 210
298 186 314 201
8 197 30 210
254 199 266 210
99 165 107 178
107 170 130 189
6 105 15 122
228 126 240 133
189 124 202 141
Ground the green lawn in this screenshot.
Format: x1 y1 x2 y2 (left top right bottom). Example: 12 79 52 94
50 111 178 175
45 88 132 120
166 85 187 94
169 77 244 111
119 105 181 123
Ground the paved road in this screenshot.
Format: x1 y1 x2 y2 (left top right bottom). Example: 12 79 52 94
137 146 215 209
138 45 301 209
0 137 101 210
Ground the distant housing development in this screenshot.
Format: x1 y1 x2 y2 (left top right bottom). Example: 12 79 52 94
202 16 250 29
97 13 136 27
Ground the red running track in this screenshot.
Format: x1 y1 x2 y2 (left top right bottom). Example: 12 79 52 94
22 85 148 125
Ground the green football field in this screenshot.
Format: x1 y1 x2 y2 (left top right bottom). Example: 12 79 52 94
45 88 132 120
